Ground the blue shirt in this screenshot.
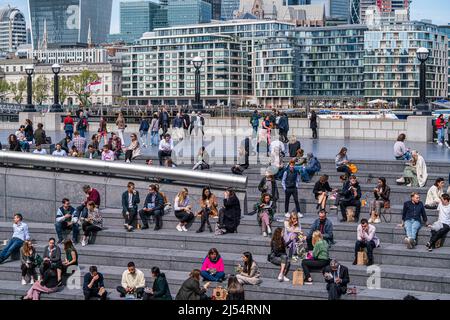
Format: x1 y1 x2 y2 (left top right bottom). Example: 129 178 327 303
402 200 428 223
12 222 30 241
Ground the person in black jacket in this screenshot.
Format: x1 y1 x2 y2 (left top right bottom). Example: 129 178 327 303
258 172 279 211
122 182 140 232
323 259 349 300
278 113 289 143
159 107 170 137
143 267 172 300
313 175 335 211
22 260 59 300
287 136 301 158
339 175 362 222
175 269 210 300
226 275 245 300
218 188 241 234
268 227 291 282
310 110 318 139
83 266 108 300
8 134 21 152
139 184 164 231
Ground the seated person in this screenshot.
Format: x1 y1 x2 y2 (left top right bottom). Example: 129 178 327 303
22 260 58 300
300 153 321 182
84 144 99 159
139 184 164 231
33 144 47 155
174 188 194 232
396 150 428 187
117 262 146 299
335 147 350 177
307 210 334 250
52 143 67 157
426 193 450 252
108 132 122 160
339 175 361 223
20 240 39 285
353 219 380 266
143 267 172 300
301 231 330 284
101 144 115 161
42 238 63 286
283 212 305 261
80 201 103 247
288 136 301 157
176 269 210 300
200 248 225 282
55 198 79 244
235 252 262 285
69 145 80 157
269 228 290 282
393 133 411 160
0 213 30 264
122 182 140 232
217 188 241 235
196 187 218 233
322 259 349 300
425 178 445 209
313 175 334 211
83 266 108 300
254 193 275 237
369 177 390 224
401 192 428 249
62 239 78 275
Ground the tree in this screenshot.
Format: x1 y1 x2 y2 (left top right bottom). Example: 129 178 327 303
10 78 27 104
33 75 49 106
51 75 70 106
68 70 99 108
0 79 10 101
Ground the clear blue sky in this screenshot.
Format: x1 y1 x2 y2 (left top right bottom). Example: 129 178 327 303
2 0 449 34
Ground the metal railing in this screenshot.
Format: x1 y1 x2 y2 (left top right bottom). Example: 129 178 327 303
0 151 247 189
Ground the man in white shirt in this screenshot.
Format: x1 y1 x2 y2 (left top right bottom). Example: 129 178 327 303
116 262 146 299
0 213 30 264
33 144 48 155
52 143 67 157
158 134 173 165
427 193 450 251
353 218 380 266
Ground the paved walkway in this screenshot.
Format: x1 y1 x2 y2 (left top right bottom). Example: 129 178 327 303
1 129 449 162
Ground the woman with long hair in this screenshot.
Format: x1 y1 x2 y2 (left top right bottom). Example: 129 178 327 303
90 134 100 156
8 134 21 151
174 188 194 232
20 240 39 285
254 193 274 237
369 177 390 223
150 113 160 147
313 175 334 211
22 260 58 300
394 133 411 160
175 269 210 300
268 228 290 282
24 119 34 142
62 239 78 275
288 135 301 158
425 177 445 209
301 231 330 284
192 146 210 170
283 212 305 261
197 187 218 233
335 147 351 177
81 201 103 247
124 133 141 163
200 248 225 282
226 275 245 300
235 252 262 285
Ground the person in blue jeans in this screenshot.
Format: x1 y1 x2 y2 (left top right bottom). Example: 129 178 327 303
0 213 30 264
200 248 225 282
300 153 321 182
401 192 429 249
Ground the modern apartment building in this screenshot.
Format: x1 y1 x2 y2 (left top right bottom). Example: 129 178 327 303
0 6 27 53
438 24 450 98
364 21 448 107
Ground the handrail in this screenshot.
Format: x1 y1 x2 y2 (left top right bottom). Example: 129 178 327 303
0 151 248 189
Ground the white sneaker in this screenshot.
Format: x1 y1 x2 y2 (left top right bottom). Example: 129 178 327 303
438 142 443 146
263 232 268 237
283 276 290 282
330 205 338 210
126 159 131 163
298 213 304 218
396 177 405 184
277 273 283 282
368 218 373 223
81 240 86 247
182 226 188 232
176 225 183 232
21 279 26 285
30 278 34 285
267 226 272 235
374 218 381 224
285 212 291 218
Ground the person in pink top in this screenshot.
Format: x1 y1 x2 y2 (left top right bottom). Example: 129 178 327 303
101 145 115 162
200 248 225 282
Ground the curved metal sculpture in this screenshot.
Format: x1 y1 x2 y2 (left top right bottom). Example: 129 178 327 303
0 151 248 189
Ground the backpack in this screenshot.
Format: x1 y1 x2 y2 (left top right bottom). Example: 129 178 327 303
141 120 149 131
77 118 88 130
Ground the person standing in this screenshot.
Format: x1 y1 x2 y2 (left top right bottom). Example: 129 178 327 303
435 114 446 146
63 113 74 140
116 112 126 146
33 123 47 146
139 116 150 148
401 192 428 249
24 119 34 142
150 113 160 147
98 116 108 146
0 214 30 264
159 107 170 137
282 160 302 218
189 111 198 135
310 110 318 139
278 113 289 143
122 182 140 232
76 112 89 138
250 110 261 137
172 112 184 141
353 219 380 266
182 111 191 139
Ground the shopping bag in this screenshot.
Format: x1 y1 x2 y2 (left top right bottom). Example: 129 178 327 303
292 269 304 286
357 250 368 265
346 207 355 222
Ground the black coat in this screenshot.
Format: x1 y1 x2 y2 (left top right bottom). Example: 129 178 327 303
175 277 205 300
323 264 350 290
313 181 333 198
227 290 245 300
310 113 317 129
122 191 140 213
258 177 279 201
288 141 301 157
221 195 241 232
152 273 172 300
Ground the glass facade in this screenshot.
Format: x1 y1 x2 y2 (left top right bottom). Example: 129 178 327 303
204 0 222 20
438 25 450 98
29 0 112 48
330 0 350 20
220 0 240 20
168 0 212 27
0 6 27 52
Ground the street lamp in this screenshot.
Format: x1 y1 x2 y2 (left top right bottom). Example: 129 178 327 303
24 65 36 112
192 56 204 111
50 63 63 113
416 47 430 112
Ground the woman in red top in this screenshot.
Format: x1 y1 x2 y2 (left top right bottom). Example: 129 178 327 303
436 114 446 145
98 117 108 146
63 112 74 140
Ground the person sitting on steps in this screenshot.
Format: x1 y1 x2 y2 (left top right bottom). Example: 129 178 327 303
196 187 218 233
42 238 63 287
235 252 262 285
139 184 164 231
174 188 195 232
401 192 429 249
121 182 140 232
55 198 79 245
269 227 291 282
353 219 380 266
0 213 30 265
335 147 351 177
313 175 335 211
20 240 39 285
254 193 275 237
200 248 226 282
396 150 428 187
307 209 334 250
217 188 241 235
117 261 146 299
425 178 445 209
426 193 450 252
369 177 390 224
339 175 361 223
302 231 330 285
323 259 349 300
80 201 103 247
83 266 108 300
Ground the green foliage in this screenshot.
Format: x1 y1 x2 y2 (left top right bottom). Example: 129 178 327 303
10 78 27 104
33 75 49 105
0 79 10 100
68 70 99 108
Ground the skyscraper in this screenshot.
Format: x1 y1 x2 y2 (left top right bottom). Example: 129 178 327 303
330 0 350 20
204 0 222 20
168 0 212 26
120 1 161 42
0 6 27 52
220 0 241 20
28 0 113 49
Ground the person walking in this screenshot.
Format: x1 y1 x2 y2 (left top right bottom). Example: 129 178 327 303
63 113 75 140
116 112 126 146
139 116 150 148
435 114 446 146
150 113 160 147
282 160 302 218
310 110 318 139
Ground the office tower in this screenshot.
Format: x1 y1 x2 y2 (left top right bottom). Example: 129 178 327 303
204 0 222 20
168 0 212 26
220 0 240 20
120 1 162 42
0 6 27 52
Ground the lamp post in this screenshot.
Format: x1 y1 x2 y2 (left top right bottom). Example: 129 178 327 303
24 65 36 112
50 63 63 113
192 56 204 111
416 47 430 112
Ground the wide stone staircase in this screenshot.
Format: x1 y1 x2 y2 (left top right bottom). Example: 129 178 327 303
0 158 450 300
